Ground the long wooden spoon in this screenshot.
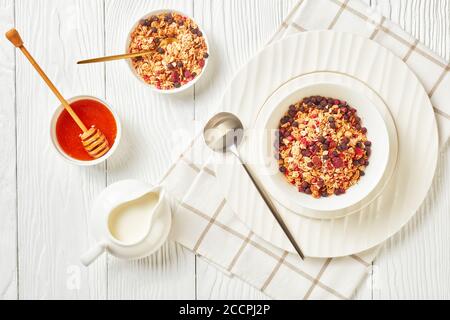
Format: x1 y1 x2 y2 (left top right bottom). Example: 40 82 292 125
6 28 110 159
77 37 177 64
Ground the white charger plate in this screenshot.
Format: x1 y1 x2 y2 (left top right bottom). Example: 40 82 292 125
215 31 438 257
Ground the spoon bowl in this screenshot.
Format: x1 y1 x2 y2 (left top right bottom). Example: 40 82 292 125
203 112 244 153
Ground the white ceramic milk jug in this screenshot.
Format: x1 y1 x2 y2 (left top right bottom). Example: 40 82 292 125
81 179 172 266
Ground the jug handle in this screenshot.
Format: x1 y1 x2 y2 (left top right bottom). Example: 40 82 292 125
80 242 107 266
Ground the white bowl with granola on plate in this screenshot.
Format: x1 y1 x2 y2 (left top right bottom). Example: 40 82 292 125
253 81 392 215
126 10 209 94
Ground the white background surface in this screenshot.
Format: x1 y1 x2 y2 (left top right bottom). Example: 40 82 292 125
0 0 449 300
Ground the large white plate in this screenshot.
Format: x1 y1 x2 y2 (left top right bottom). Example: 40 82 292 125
215 31 438 257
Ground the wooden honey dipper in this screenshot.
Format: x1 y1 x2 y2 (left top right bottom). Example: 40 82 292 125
6 28 110 159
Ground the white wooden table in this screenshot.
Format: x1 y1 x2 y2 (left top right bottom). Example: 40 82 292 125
0 0 449 300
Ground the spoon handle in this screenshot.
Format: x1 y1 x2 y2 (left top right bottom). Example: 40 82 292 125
77 50 153 64
80 242 107 266
5 28 88 132
229 146 305 260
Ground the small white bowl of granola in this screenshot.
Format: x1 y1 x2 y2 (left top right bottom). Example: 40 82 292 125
253 80 393 217
126 9 210 94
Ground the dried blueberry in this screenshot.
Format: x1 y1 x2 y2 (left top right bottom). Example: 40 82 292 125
280 116 289 124
142 19 151 27
164 13 173 21
301 150 311 157
301 181 309 189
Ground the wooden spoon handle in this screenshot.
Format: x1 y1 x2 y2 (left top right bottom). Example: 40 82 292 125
77 50 153 64
77 37 177 65
5 28 23 47
5 28 88 132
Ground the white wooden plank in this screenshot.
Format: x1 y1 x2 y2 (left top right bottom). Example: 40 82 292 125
0 0 17 300
15 0 107 299
370 0 450 300
193 0 297 299
104 0 196 299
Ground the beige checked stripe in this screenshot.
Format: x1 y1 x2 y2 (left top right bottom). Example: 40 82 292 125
402 39 420 62
202 166 216 177
273 0 450 120
429 62 450 98
181 155 201 173
350 254 371 267
328 0 349 29
193 199 226 251
227 230 253 272
179 199 362 299
291 22 306 32
260 251 289 292
303 258 332 299
369 16 385 40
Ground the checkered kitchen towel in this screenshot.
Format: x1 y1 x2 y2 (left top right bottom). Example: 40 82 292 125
160 0 450 299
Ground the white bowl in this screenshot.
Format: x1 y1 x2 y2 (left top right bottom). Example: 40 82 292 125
125 9 210 94
50 95 122 166
255 82 390 214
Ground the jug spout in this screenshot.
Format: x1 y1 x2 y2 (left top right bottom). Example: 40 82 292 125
81 242 107 266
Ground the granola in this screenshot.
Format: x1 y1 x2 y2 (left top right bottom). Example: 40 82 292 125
129 12 208 90
276 96 371 198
